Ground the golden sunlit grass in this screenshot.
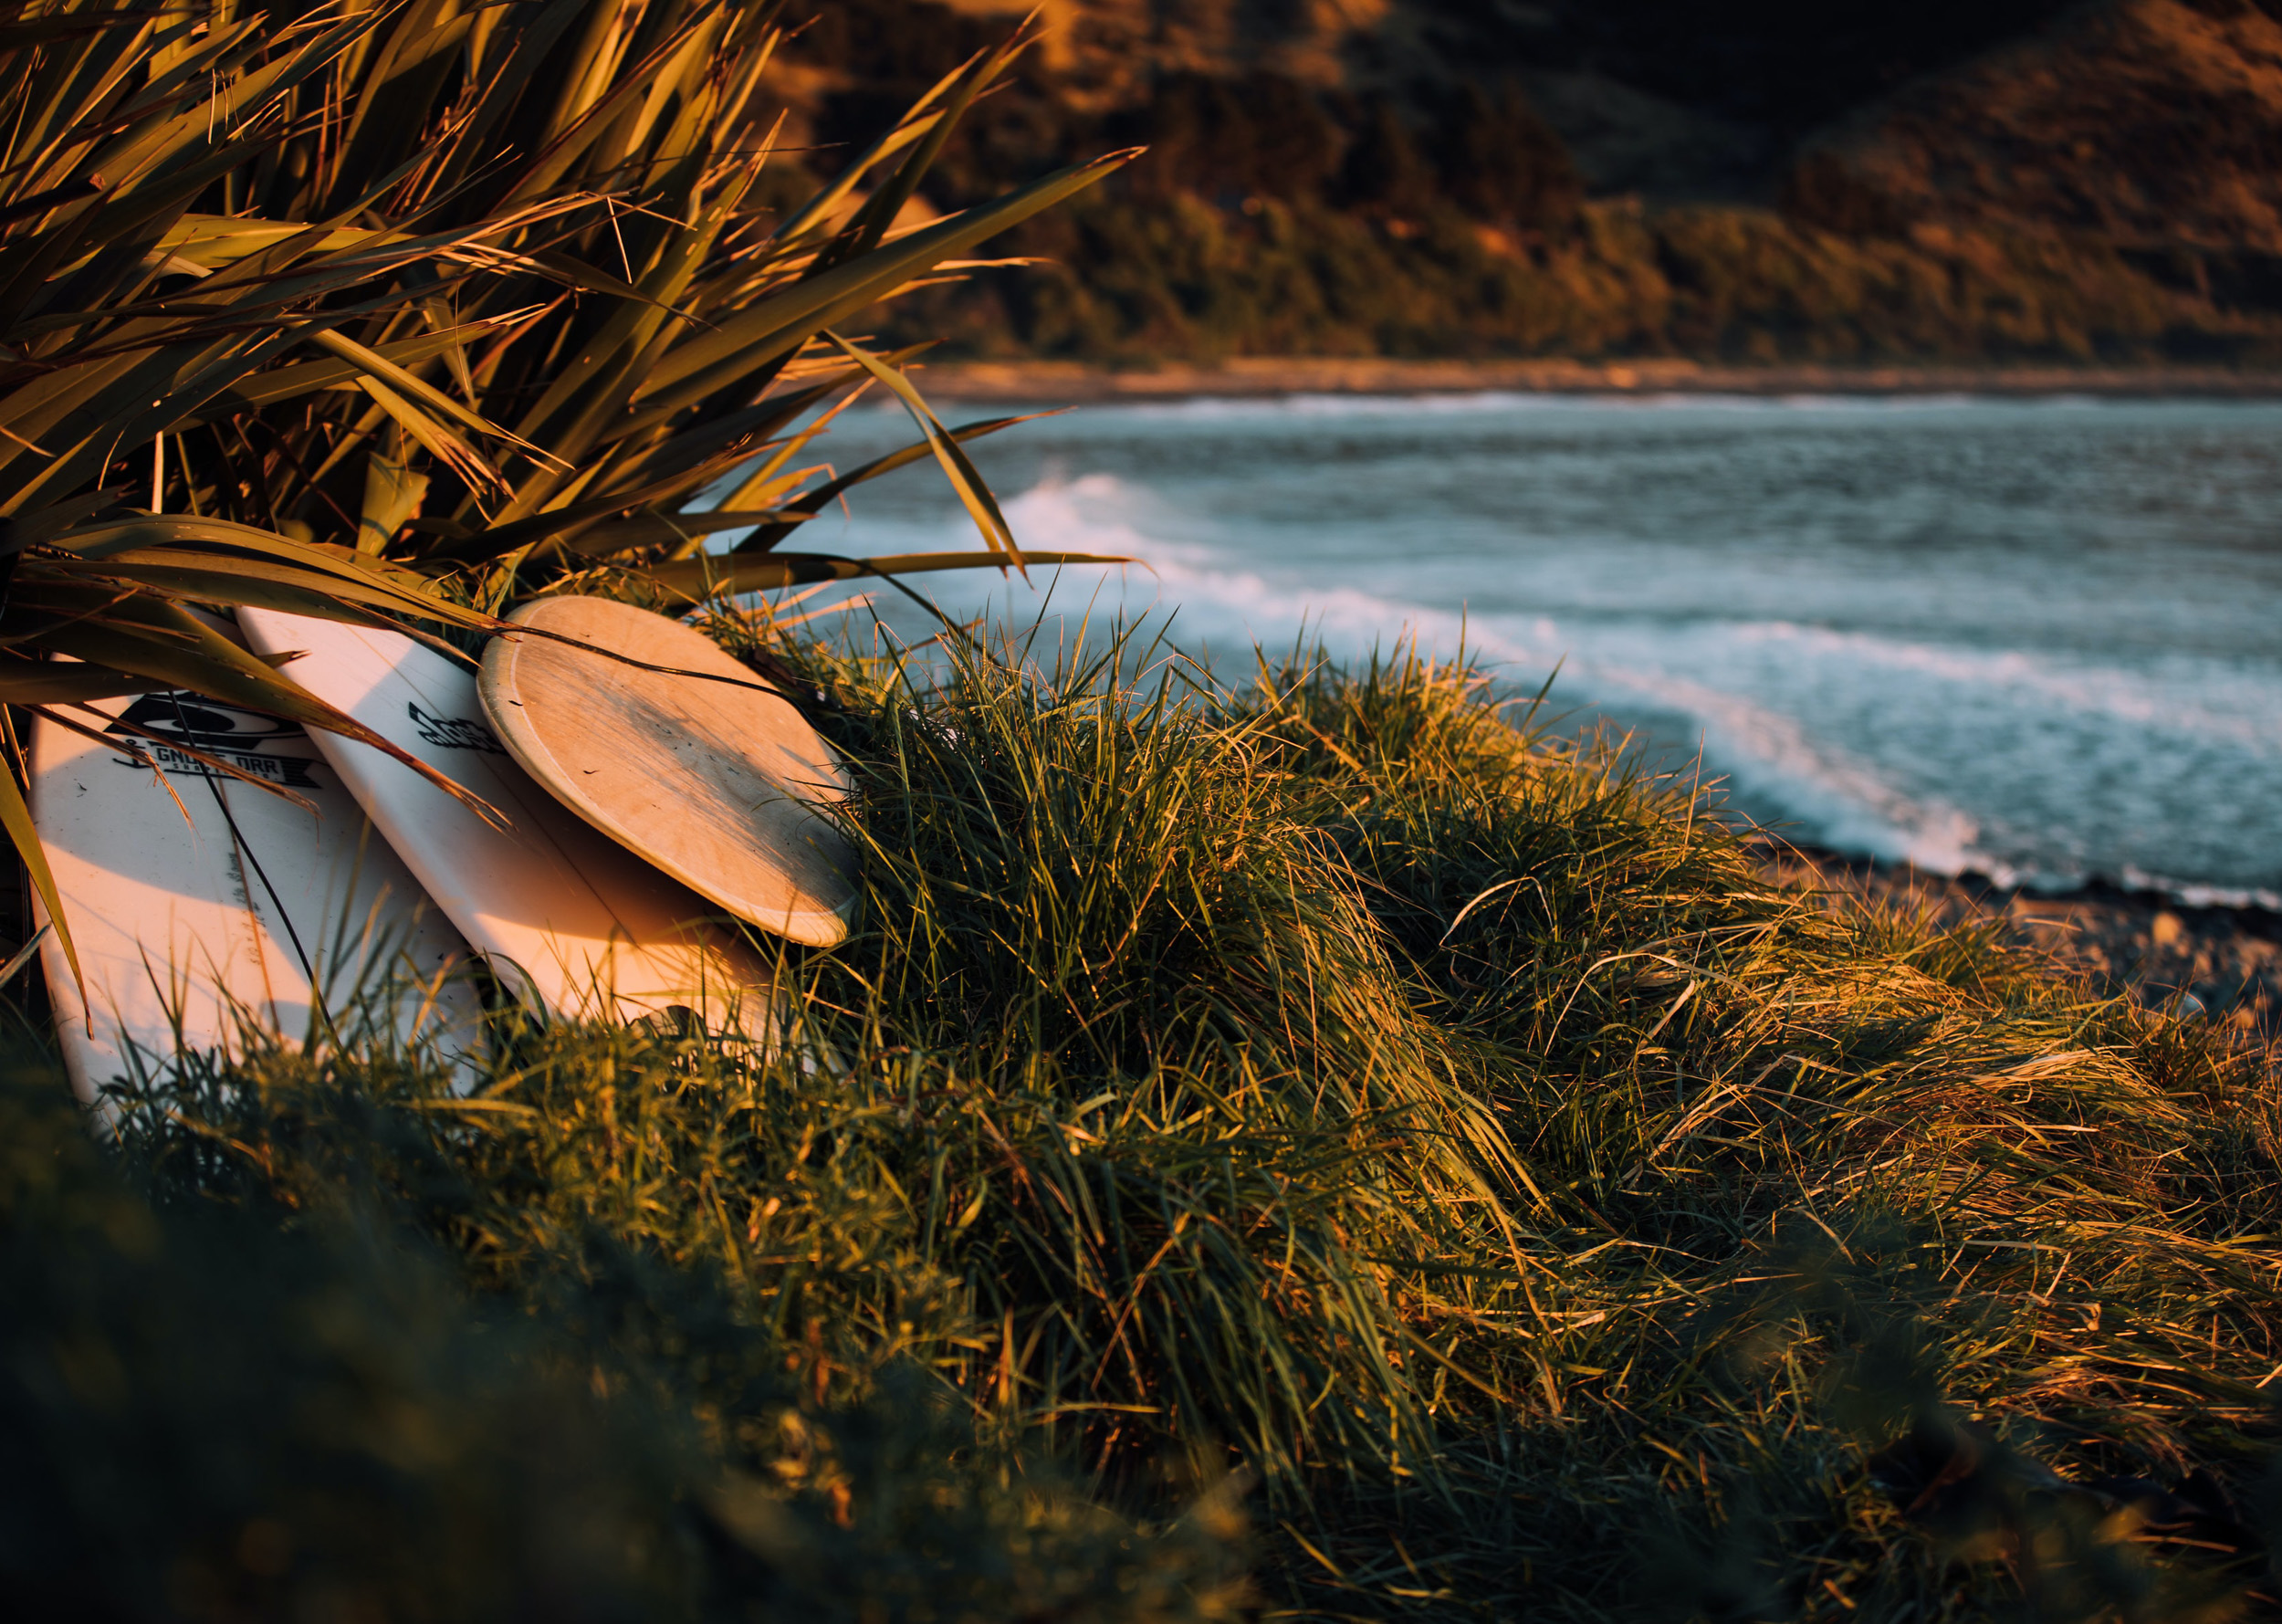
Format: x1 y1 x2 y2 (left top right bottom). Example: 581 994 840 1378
10 622 2277 1619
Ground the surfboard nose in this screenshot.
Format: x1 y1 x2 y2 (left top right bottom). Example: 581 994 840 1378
477 596 862 948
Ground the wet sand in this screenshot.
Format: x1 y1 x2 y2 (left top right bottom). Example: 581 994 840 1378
1759 839 2282 1059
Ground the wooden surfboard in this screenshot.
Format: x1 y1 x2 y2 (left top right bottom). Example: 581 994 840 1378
236 607 777 1035
478 596 859 948
30 680 483 1105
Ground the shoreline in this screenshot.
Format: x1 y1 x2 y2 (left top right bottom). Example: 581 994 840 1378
902 357 2282 1054
919 356 2282 404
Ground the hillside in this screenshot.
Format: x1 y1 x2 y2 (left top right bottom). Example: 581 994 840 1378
1790 0 2282 291
780 0 2282 365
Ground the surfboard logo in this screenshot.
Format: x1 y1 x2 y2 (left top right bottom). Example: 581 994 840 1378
408 702 507 755
105 695 320 788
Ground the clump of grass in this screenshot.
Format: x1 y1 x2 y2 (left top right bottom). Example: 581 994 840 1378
16 620 2282 1619
3 1026 1248 1621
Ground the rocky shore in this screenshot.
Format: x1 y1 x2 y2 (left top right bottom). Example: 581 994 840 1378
1759 839 2282 1057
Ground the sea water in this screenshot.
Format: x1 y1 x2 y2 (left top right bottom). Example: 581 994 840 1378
768 393 2282 906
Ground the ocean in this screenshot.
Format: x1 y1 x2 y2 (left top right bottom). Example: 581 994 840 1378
768 393 2282 907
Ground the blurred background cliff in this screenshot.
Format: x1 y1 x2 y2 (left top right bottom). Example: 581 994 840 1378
772 0 2282 364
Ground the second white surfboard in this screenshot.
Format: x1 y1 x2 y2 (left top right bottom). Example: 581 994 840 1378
236 608 777 1036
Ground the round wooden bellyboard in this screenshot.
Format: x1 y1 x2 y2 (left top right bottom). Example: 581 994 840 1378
478 598 859 947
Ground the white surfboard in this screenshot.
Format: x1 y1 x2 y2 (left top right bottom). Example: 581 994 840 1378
31 683 483 1105
479 596 859 948
235 607 776 1035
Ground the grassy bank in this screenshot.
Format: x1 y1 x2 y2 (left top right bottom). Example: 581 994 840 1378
7 620 2280 1619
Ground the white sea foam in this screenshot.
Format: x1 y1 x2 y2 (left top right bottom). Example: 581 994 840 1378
2119 869 2282 912
810 396 2282 906
855 475 1994 878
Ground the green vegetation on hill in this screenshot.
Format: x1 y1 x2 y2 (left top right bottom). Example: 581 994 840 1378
798 0 2282 365
12 623 2281 1619
910 194 2248 364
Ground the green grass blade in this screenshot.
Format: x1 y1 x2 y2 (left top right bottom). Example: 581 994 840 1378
822 332 1022 568
626 149 1140 415
646 549 1127 602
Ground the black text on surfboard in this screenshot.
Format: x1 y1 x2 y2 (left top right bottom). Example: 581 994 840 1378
407 702 507 755
105 695 319 788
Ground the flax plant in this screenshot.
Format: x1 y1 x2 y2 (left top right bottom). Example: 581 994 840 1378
0 0 1131 975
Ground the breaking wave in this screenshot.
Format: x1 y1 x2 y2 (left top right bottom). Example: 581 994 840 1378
808 398 2282 910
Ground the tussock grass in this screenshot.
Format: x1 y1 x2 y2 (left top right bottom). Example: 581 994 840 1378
8 621 2281 1619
